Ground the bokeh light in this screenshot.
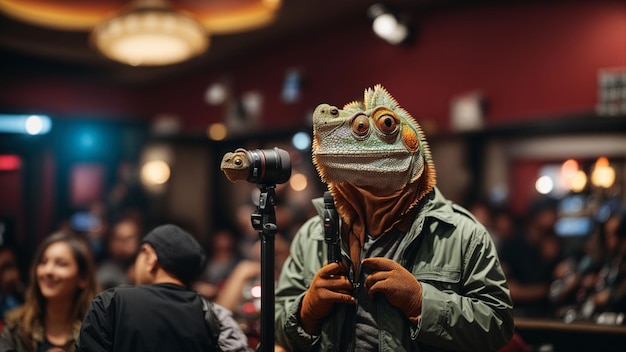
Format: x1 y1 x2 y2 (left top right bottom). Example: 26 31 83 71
591 157 615 188
292 132 311 151
561 159 579 178
0 114 51 135
207 123 228 141
570 170 587 192
536 175 554 194
289 172 308 191
141 160 171 185
25 116 43 135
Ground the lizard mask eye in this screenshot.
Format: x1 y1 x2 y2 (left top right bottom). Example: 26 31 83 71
233 156 245 167
373 109 399 135
351 114 370 137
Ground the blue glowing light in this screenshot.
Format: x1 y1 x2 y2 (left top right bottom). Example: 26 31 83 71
80 132 95 148
0 114 52 135
292 132 311 151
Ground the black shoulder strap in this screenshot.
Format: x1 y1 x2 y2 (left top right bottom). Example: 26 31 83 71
200 295 222 352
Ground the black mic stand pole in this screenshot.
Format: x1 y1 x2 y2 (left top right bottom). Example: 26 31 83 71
251 183 277 352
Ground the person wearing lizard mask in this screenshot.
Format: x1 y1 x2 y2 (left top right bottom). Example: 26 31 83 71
274 85 514 351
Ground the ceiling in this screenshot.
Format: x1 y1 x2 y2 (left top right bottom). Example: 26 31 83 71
0 0 448 87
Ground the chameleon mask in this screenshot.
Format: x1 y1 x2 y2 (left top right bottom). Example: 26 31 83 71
312 85 436 269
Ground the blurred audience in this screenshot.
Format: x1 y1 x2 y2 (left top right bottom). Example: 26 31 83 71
468 199 519 249
593 212 626 314
550 210 626 323
0 231 98 352
75 201 110 264
214 233 290 349
467 199 493 230
466 192 626 325
491 207 518 250
194 228 242 299
497 197 563 318
0 245 24 325
235 204 263 261
95 214 143 290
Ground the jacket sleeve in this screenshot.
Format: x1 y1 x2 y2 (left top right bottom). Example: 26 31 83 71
0 324 17 352
75 290 115 352
211 303 253 352
275 216 325 351
416 218 514 352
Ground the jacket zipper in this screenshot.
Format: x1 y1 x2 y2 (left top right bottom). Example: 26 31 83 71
346 240 370 352
347 281 360 352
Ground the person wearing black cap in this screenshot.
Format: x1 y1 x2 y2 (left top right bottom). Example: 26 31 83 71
76 224 251 352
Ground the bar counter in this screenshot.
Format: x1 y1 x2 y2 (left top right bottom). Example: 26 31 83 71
514 317 626 351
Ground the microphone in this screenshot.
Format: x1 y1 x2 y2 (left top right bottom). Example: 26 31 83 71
323 191 341 263
221 148 291 185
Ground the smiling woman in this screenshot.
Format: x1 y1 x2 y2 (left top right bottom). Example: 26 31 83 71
0 232 98 352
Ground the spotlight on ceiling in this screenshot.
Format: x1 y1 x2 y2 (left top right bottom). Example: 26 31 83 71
367 3 413 45
90 0 208 66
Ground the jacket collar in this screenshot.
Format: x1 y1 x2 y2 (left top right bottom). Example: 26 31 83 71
314 187 455 221
312 187 456 239
419 187 457 226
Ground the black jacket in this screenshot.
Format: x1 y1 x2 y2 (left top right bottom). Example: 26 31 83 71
76 283 250 352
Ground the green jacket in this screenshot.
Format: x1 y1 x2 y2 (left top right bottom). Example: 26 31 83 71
275 188 514 352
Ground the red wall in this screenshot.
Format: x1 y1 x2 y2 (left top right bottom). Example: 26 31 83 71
151 0 626 133
1 1 623 132
510 159 546 216
0 76 148 119
0 169 22 239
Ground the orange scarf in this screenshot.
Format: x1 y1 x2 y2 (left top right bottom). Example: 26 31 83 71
330 166 431 275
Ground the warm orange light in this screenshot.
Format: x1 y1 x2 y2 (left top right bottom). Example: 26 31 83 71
0 0 282 33
0 0 118 30
570 170 587 192
207 123 228 141
595 157 609 168
0 0 282 66
289 172 308 191
561 159 579 178
591 156 615 188
91 3 209 66
141 160 171 185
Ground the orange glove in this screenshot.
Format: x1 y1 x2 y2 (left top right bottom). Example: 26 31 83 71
300 262 355 334
362 257 422 324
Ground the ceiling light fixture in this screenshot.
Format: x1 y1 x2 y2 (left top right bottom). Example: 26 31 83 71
1 0 282 66
90 0 208 66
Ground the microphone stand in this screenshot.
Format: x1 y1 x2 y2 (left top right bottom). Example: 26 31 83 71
251 183 277 352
